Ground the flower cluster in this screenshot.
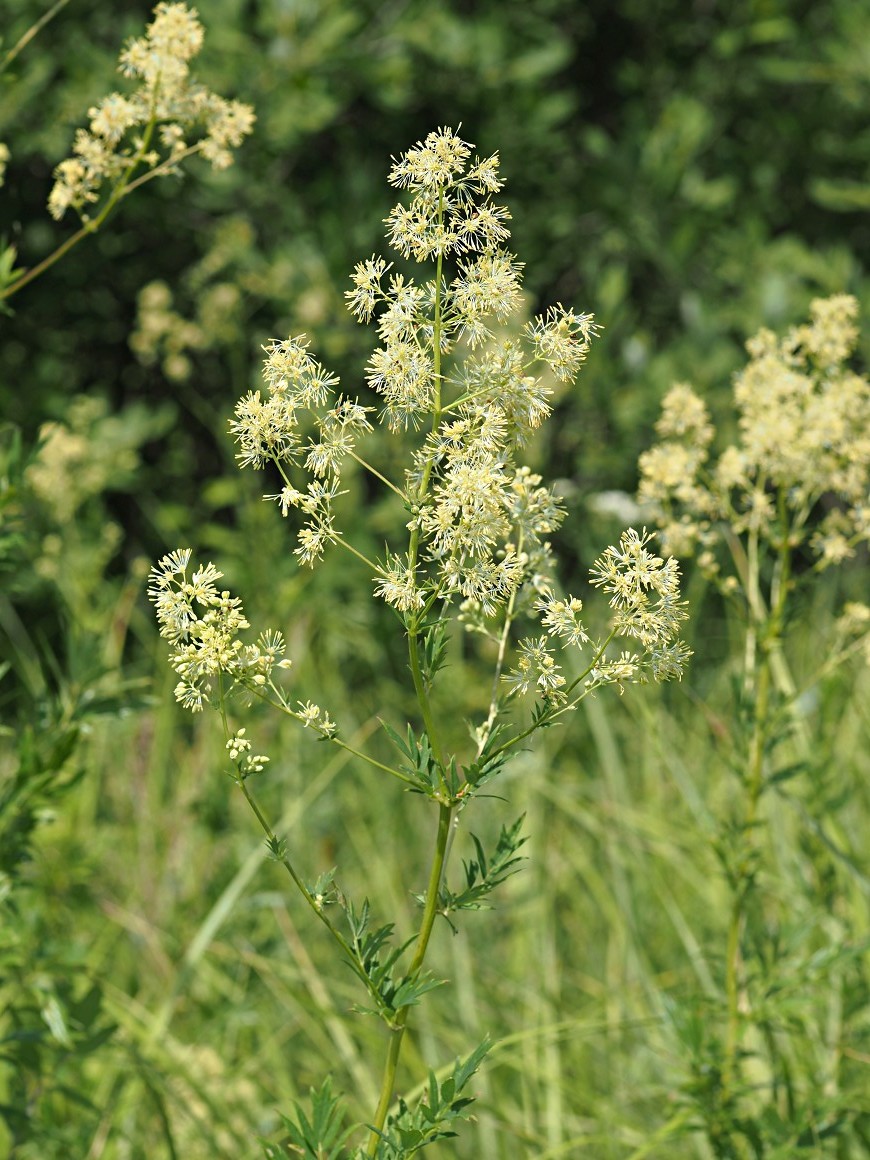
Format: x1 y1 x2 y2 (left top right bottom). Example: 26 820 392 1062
638 296 870 570
234 128 599 625
25 397 138 523
48 3 254 222
229 335 371 566
148 549 290 711
295 700 338 738
836 602 870 665
503 636 566 699
157 128 690 767
345 128 597 434
589 528 691 682
130 280 208 382
505 528 691 700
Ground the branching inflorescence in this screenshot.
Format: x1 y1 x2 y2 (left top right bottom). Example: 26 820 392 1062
1 3 254 303
155 127 690 723
639 294 870 576
48 2 254 222
150 127 691 1157
637 298 870 1146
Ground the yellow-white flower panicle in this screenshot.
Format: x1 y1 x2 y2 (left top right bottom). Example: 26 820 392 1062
238 127 601 628
639 296 870 572
534 594 590 648
505 527 690 701
148 549 291 711
350 128 530 432
230 338 369 567
590 528 690 664
49 2 254 222
503 636 566 700
525 306 600 382
373 555 427 613
149 127 689 798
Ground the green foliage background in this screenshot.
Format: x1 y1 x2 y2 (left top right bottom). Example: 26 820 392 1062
1 1 869 1156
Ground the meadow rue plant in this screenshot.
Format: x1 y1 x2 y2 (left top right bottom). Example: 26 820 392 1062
0 2 254 303
639 295 870 573
151 127 691 1157
638 297 870 1156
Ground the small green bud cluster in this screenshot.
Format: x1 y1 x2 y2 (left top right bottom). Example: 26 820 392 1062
48 2 254 222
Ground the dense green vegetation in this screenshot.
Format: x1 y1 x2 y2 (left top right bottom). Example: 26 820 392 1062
2 2 869 1157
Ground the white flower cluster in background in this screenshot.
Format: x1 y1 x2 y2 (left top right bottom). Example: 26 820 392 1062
49 3 254 222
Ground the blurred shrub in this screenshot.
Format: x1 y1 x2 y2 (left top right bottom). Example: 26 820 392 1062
0 398 169 1156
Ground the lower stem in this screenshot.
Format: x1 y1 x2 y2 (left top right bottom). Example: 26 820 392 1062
367 1020 408 1155
365 802 453 1155
722 889 744 1095
722 649 772 1100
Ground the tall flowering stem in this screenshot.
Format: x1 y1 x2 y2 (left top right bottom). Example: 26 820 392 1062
638 295 870 1147
152 127 691 1155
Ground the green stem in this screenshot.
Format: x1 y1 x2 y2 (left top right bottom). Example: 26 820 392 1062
407 187 445 545
333 533 379 572
0 0 70 74
477 529 525 755
404 188 446 767
235 775 357 959
259 685 418 788
407 631 446 772
415 576 448 625
2 220 91 300
2 96 165 301
722 491 792 1100
487 628 619 764
479 591 518 754
349 450 406 501
560 625 622 701
215 680 354 963
722 879 746 1096
365 190 452 1154
722 632 769 1098
365 803 453 1155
